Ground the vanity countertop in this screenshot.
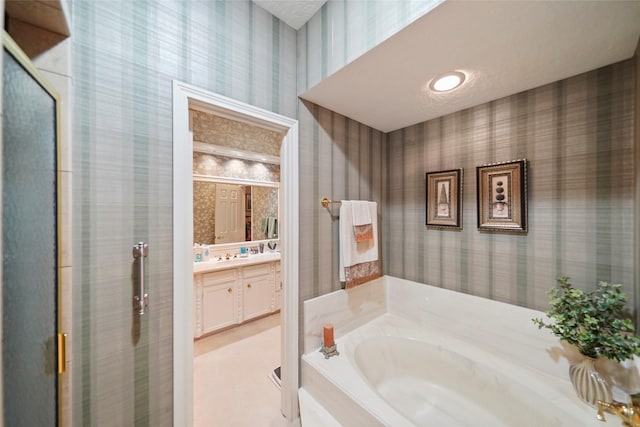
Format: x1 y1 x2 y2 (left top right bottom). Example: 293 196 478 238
194 251 281 274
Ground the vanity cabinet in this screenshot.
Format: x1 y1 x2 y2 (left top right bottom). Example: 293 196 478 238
194 259 280 338
241 263 274 320
197 269 240 337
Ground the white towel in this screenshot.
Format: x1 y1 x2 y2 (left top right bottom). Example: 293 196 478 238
339 201 379 288
267 217 277 239
351 200 374 242
351 200 372 226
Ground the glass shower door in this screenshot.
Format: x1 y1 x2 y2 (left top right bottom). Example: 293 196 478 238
2 34 59 426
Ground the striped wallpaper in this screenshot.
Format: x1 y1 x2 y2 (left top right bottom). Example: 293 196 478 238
71 1 295 425
298 101 387 301
384 59 636 312
297 0 442 93
299 59 637 319
296 0 637 320
296 0 448 302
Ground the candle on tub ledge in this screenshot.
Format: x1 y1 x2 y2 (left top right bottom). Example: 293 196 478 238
320 324 339 359
323 324 335 348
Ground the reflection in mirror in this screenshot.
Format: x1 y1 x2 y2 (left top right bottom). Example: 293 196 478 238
193 180 278 245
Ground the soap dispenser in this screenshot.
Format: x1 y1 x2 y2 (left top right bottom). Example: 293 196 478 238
193 244 203 263
201 244 210 262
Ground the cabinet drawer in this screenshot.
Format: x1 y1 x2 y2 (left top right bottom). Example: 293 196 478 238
242 263 271 278
202 269 238 286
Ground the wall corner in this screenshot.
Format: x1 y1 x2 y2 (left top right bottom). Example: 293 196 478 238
635 36 640 331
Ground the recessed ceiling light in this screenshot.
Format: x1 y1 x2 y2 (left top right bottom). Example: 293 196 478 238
429 71 466 92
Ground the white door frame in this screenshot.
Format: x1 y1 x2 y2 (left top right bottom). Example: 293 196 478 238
172 80 300 426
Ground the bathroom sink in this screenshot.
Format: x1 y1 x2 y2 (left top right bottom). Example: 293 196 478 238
193 252 281 273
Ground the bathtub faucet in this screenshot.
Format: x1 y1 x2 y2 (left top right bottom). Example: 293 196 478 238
597 394 640 427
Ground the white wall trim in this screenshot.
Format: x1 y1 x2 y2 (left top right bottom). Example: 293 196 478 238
172 81 300 426
192 173 280 188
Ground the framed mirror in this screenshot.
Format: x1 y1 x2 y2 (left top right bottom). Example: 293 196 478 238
193 175 279 245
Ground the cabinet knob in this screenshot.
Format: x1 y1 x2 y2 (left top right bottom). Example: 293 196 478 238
227 288 232 293
280 281 283 290
247 283 252 289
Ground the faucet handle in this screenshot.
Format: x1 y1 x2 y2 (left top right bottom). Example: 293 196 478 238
597 397 640 427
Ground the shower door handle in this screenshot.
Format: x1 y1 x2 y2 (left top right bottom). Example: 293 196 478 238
133 242 149 315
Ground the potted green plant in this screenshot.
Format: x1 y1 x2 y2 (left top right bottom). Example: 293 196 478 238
532 276 640 407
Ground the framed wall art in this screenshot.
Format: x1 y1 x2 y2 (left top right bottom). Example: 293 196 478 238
426 169 462 230
476 159 527 233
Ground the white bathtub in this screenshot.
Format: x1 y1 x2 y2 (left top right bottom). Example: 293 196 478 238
346 315 579 426
301 276 622 427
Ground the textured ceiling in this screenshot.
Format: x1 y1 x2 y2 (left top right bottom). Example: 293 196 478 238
300 1 640 133
252 0 326 30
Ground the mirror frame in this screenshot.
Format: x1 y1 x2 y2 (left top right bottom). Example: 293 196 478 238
192 174 280 247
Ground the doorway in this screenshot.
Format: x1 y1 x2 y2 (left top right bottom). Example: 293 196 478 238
191 111 283 424
172 81 299 426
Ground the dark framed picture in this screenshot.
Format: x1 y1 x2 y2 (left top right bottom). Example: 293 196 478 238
476 159 527 233
425 169 463 230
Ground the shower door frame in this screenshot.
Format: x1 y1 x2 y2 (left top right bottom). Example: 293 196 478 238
1 30 65 426
172 80 300 426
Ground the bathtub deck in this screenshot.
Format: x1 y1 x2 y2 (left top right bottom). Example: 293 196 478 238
301 276 628 427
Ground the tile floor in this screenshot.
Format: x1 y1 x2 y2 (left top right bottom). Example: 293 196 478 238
194 313 286 427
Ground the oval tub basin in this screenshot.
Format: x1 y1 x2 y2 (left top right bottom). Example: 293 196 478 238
352 335 563 427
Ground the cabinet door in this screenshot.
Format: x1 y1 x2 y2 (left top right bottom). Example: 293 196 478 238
242 274 273 320
202 282 239 334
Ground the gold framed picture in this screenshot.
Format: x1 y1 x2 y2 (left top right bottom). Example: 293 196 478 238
476 159 528 233
426 169 462 230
